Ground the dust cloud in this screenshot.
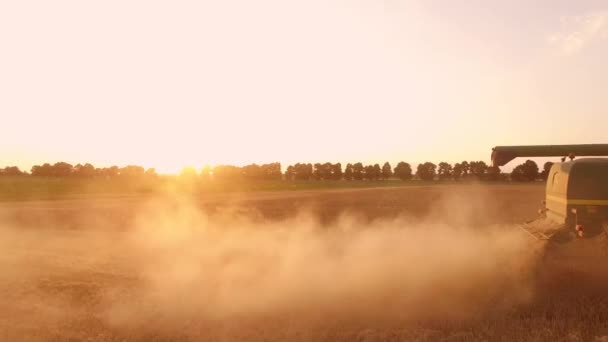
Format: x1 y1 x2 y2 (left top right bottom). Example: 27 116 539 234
106 198 540 328
0 193 544 339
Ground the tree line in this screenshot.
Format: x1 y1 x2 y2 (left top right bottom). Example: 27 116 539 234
0 162 157 179
0 159 553 182
282 160 542 182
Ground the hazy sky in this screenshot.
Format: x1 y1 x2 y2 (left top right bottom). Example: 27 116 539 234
1 0 607 173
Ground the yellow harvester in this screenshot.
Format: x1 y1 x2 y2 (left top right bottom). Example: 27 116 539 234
492 144 608 241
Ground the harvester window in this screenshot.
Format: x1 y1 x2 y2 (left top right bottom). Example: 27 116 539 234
568 164 608 200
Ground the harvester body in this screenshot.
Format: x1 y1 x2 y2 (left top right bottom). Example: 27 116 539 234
545 159 608 237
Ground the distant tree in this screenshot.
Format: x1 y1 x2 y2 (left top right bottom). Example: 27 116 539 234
83 163 96 177
372 164 381 180
0 166 24 176
511 165 526 182
109 166 120 177
381 162 392 180
364 164 381 180
284 165 295 181
213 165 242 181
437 162 453 180
511 160 539 182
332 163 343 180
523 160 539 181
145 168 158 178
241 163 281 180
460 161 470 178
313 163 323 180
352 163 364 180
302 163 314 180
322 162 333 180
453 163 463 180
363 165 376 180
263 163 282 180
120 165 145 178
31 163 52 176
52 162 73 177
485 166 501 181
31 165 42 176
293 163 313 180
416 162 437 181
74 163 95 178
393 162 413 181
540 162 554 181
97 166 119 178
243 164 263 180
344 163 354 181
469 161 488 180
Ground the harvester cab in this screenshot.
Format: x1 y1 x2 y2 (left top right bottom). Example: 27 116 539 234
492 144 608 243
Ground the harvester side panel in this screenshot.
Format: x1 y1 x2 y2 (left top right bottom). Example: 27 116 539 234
545 164 569 223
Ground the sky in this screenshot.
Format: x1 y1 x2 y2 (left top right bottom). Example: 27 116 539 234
1 0 607 173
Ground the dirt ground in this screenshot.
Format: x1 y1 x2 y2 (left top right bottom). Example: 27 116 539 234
2 184 608 341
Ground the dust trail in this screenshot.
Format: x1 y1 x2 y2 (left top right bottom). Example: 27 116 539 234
104 197 541 332
0 194 545 340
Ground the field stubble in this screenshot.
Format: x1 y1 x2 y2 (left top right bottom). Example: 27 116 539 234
1 184 608 341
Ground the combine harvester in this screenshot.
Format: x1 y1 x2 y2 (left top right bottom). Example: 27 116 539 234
492 144 608 249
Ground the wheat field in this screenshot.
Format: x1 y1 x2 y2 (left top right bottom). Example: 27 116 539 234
1 184 607 341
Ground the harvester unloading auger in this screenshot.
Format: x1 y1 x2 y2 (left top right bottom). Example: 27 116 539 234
492 144 608 244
